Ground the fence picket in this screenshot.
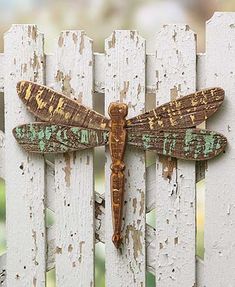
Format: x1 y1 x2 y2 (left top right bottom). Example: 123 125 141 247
155 24 196 286
4 24 46 286
1 18 235 287
105 30 146 287
204 12 235 286
54 31 95 286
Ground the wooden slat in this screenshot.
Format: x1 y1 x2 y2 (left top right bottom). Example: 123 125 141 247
4 24 46 286
0 52 214 95
54 31 95 286
105 30 146 287
204 12 235 286
155 24 196 286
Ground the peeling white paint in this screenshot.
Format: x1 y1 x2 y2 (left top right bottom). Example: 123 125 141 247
205 12 235 287
155 24 196 286
4 24 46 287
54 30 94 287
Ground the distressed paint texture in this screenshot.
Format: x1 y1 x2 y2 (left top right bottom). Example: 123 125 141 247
155 24 196 286
205 12 235 286
54 31 95 286
105 30 146 286
0 152 204 284
127 87 224 131
16 80 109 130
127 128 226 160
4 25 46 286
13 123 109 153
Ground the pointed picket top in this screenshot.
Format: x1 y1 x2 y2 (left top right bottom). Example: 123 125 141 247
105 30 146 287
54 30 95 287
205 12 235 287
155 24 196 286
4 24 46 287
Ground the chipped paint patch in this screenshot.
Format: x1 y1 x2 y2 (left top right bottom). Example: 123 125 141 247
108 31 116 48
120 81 129 102
170 86 178 101
63 153 72 187
159 155 177 181
79 33 85 54
125 224 143 261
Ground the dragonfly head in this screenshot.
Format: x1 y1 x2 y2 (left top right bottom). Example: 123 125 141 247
108 102 128 121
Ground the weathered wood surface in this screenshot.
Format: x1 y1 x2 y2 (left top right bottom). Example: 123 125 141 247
17 80 109 129
13 123 109 153
204 12 235 286
155 24 197 286
128 128 226 160
0 53 160 94
53 31 95 286
127 87 224 130
4 25 46 286
108 103 128 248
105 30 146 287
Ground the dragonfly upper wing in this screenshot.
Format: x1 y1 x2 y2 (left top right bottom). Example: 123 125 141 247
126 88 224 131
17 81 110 130
13 123 109 153
127 129 227 160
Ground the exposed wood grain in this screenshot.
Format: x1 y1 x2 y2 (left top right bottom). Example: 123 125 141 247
53 31 95 286
155 24 197 286
105 30 146 287
204 12 235 286
4 24 46 286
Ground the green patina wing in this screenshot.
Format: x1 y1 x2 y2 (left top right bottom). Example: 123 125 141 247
126 88 224 131
16 81 110 130
127 129 227 160
13 123 109 153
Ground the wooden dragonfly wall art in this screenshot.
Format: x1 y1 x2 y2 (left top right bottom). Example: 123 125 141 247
13 81 227 248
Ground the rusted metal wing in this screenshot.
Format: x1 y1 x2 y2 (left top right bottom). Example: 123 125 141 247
126 88 224 131
127 129 227 160
13 123 109 153
17 81 110 130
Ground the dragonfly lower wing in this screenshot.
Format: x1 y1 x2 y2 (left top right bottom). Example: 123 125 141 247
127 129 227 160
13 123 109 153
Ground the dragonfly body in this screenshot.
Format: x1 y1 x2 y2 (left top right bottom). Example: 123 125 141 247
13 81 227 248
108 103 128 248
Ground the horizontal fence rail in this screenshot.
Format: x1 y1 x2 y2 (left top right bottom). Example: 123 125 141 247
0 12 234 287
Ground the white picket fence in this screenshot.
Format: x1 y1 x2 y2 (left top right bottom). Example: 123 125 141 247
0 11 234 287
